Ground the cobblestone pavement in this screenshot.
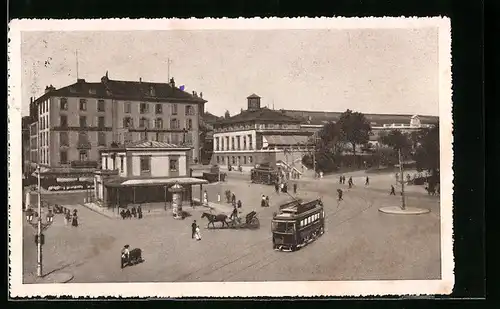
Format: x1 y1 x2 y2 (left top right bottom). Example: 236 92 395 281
22 175 441 283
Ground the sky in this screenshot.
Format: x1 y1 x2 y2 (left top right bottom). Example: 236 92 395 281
20 28 439 117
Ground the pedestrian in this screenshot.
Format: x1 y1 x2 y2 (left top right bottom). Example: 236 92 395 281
230 205 238 221
217 192 221 203
191 220 197 239
348 177 353 189
126 208 132 219
265 196 270 207
195 225 202 241
231 193 236 205
390 185 396 195
274 183 279 194
237 200 242 209
131 206 137 218
320 171 324 179
337 189 343 201
121 245 130 269
339 175 343 184
71 209 79 227
261 194 266 207
137 205 143 219
203 190 208 206
365 176 370 186
293 183 297 194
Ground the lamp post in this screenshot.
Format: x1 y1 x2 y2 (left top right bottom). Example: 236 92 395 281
398 148 406 210
25 164 54 277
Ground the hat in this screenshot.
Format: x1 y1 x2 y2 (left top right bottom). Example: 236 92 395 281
124 245 130 248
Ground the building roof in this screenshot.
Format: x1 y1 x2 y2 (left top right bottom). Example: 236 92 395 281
215 107 302 125
280 110 439 126
247 93 261 99
263 135 310 146
203 112 222 124
101 140 191 152
33 75 207 105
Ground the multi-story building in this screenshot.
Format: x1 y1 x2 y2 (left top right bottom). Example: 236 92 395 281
28 73 207 170
211 94 314 172
22 116 32 177
94 140 208 210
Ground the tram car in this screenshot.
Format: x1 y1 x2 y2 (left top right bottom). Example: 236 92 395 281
272 198 325 251
250 163 279 185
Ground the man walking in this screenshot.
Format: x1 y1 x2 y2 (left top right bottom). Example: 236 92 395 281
390 185 396 196
365 176 370 186
348 177 353 189
337 189 343 201
191 220 197 239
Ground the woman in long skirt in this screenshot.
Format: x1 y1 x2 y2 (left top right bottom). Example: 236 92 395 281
195 225 202 241
71 209 79 227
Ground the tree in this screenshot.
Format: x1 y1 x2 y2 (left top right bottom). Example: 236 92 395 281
379 129 411 152
414 125 440 183
224 110 231 119
317 121 343 154
337 109 371 160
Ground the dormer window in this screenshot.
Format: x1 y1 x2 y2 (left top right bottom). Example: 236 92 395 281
140 103 149 114
89 88 97 95
149 86 156 96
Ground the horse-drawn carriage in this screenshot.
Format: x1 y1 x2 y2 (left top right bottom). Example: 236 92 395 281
201 210 260 230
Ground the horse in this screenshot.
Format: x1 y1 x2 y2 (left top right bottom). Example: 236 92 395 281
201 212 229 228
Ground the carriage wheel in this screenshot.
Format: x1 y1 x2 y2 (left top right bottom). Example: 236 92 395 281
251 218 260 228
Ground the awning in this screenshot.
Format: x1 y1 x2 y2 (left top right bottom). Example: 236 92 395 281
32 167 96 177
105 177 209 188
263 135 310 146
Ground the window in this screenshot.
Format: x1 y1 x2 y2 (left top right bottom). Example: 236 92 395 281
215 137 220 151
231 137 235 150
186 119 193 130
124 132 133 144
169 159 178 171
171 133 179 144
221 156 225 164
123 117 133 128
98 132 106 146
244 156 247 164
216 156 220 163
185 105 194 115
248 135 253 149
139 117 149 128
60 150 68 164
171 104 178 115
155 104 162 114
79 150 88 161
79 99 87 111
97 99 105 112
232 156 236 164
243 136 247 149
59 132 69 146
120 156 124 171
140 103 149 114
98 116 105 128
60 98 68 110
60 115 68 128
155 118 163 129
140 156 151 173
124 102 131 113
149 86 156 96
79 116 87 128
170 118 179 129
237 136 241 150
78 132 89 144
140 131 147 140
249 156 253 163
220 138 224 150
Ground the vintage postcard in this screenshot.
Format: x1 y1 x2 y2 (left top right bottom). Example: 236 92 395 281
8 17 453 298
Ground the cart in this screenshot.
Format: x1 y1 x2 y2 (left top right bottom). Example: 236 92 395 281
228 211 260 229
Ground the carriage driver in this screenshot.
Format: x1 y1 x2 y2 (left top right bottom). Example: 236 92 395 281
121 245 130 269
229 205 239 222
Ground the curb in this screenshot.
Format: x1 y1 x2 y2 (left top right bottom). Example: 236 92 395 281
25 272 74 284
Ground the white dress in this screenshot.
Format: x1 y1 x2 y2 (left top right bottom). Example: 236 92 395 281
195 227 202 240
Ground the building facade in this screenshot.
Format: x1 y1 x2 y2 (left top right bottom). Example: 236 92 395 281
211 94 314 172
94 140 208 210
28 73 207 170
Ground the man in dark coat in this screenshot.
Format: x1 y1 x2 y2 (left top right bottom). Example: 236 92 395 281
365 177 370 186
191 220 197 239
337 189 343 201
390 185 396 195
137 205 143 219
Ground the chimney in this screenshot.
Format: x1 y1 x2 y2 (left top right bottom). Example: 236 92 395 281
200 92 203 99
169 77 175 88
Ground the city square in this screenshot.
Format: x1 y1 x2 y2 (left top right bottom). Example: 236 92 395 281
23 171 441 283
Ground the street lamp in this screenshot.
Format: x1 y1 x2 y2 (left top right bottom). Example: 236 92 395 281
378 148 430 215
25 164 54 277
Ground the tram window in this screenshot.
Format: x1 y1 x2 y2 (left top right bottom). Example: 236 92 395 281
272 221 288 233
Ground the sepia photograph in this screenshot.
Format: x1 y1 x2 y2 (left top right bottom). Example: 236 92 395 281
8 17 453 298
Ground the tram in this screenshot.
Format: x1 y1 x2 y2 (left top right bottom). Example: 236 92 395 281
272 198 325 251
250 163 279 185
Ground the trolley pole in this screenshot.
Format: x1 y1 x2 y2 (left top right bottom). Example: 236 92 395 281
36 165 43 277
398 148 406 210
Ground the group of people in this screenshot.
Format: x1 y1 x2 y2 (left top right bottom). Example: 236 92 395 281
63 209 79 227
120 205 143 220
